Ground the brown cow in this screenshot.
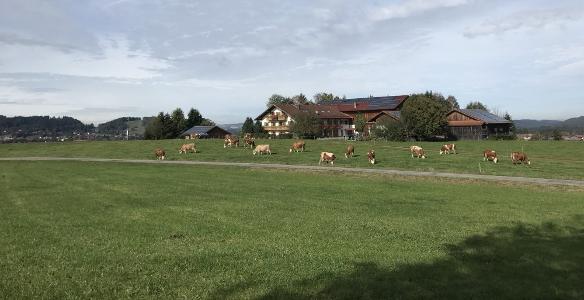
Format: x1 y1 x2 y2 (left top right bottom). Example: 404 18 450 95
483 149 498 163
154 148 166 160
440 144 456 155
289 140 305 153
410 145 426 159
253 144 271 155
224 134 239 148
511 152 531 165
179 143 197 154
345 145 355 158
319 152 336 165
243 133 255 149
367 149 376 165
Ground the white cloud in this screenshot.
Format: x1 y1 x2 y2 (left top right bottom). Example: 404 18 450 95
369 0 469 21
464 8 584 38
0 36 172 79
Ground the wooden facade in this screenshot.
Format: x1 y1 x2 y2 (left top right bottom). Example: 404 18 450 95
446 110 512 140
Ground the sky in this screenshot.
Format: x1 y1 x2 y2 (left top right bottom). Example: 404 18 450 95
1 0 583 124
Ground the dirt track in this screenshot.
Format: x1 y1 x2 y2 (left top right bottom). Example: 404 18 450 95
2 156 584 187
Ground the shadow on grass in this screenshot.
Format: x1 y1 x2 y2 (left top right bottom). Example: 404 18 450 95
212 218 584 299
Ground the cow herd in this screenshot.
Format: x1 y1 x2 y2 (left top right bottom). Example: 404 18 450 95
153 135 532 166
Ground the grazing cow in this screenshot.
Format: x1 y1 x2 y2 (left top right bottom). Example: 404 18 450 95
483 149 498 163
410 146 426 159
319 152 336 165
224 134 239 148
511 152 531 165
243 133 256 149
345 145 355 158
440 144 457 155
179 143 197 154
253 144 271 155
154 148 166 160
367 149 376 165
289 140 305 153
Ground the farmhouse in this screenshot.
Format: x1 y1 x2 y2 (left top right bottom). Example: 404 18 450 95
256 95 408 137
446 109 512 140
181 125 232 139
255 95 513 140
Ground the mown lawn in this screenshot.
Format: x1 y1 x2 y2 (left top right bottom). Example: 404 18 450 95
1 161 583 299
1 139 583 180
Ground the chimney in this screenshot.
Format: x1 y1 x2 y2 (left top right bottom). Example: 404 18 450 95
353 102 357 109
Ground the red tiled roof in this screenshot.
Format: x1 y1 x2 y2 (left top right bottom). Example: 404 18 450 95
255 104 352 120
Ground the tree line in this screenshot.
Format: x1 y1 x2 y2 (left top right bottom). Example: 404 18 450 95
266 92 347 107
144 108 215 140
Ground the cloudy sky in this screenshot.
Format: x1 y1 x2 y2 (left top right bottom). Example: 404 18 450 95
1 0 583 124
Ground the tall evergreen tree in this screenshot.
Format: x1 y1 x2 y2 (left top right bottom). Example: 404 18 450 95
170 108 186 137
186 108 203 128
241 117 255 135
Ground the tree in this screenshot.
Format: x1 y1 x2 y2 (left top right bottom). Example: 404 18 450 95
253 120 266 137
200 118 215 126
241 117 255 135
401 94 450 140
313 92 338 104
291 93 309 105
170 108 187 137
446 95 460 110
466 101 488 110
504 112 516 136
354 113 368 136
267 94 292 106
144 112 166 140
373 116 408 141
552 129 563 141
289 112 321 138
186 108 203 128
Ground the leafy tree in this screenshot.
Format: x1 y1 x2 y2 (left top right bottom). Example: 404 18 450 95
446 95 460 110
401 94 450 140
186 108 203 128
373 116 408 141
354 113 368 136
241 117 255 135
170 108 187 137
267 94 292 106
291 93 309 105
289 112 321 138
552 129 563 141
313 92 339 104
466 101 488 110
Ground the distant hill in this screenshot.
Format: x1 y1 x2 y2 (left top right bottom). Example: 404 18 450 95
0 115 93 136
515 116 583 129
97 117 154 136
515 119 563 129
563 116 584 129
219 123 243 135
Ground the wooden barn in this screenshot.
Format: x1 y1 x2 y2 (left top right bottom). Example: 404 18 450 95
447 109 512 140
181 126 232 139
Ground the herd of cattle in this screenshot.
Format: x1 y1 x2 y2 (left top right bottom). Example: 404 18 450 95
153 134 531 166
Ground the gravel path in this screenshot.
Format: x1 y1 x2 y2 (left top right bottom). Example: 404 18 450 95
2 156 584 187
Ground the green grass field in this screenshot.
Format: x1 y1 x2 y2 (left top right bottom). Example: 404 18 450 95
1 139 583 180
1 161 583 299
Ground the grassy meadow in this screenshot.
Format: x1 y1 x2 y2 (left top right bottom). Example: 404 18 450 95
0 138 583 180
1 160 583 299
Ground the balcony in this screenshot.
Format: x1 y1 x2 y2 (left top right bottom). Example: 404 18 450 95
268 115 288 121
264 125 290 131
